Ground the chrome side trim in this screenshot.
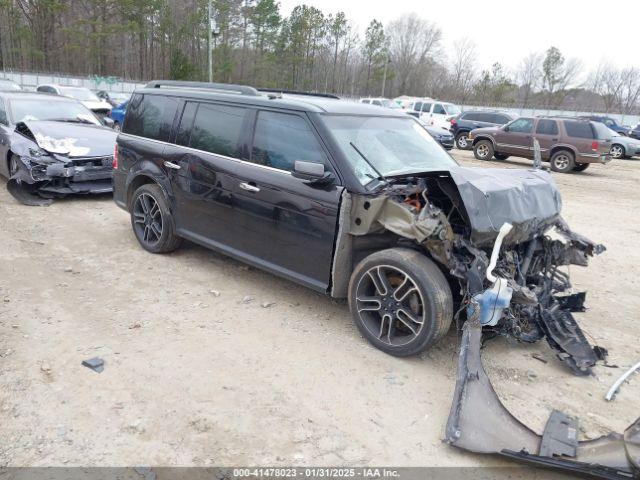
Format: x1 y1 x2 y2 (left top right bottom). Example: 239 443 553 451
118 132 292 176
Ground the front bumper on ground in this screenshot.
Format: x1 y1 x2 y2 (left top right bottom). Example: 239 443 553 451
445 318 639 479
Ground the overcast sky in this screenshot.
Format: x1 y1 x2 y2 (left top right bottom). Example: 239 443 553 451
279 0 638 78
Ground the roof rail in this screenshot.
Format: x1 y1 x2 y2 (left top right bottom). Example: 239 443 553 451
258 88 340 100
145 80 259 96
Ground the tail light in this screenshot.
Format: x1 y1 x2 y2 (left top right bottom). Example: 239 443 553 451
113 144 118 169
591 141 599 151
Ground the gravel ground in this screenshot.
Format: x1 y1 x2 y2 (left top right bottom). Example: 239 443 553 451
0 151 638 473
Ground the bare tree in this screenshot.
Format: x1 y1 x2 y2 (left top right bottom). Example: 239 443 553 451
516 52 543 108
449 37 477 103
386 13 441 95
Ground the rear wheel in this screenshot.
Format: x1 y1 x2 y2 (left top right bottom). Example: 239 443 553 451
494 153 510 161
130 184 182 253
455 132 470 150
610 144 625 159
572 163 590 172
550 150 575 173
473 140 494 161
348 248 453 357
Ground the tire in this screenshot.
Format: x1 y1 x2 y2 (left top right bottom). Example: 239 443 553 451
610 144 625 159
348 248 453 357
455 132 470 150
550 150 576 173
572 163 590 172
130 183 182 253
8 154 20 178
494 153 510 161
473 140 494 160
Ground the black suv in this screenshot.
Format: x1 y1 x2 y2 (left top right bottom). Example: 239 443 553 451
113 81 603 370
450 110 515 150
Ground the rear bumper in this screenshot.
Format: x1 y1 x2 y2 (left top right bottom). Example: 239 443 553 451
577 153 611 164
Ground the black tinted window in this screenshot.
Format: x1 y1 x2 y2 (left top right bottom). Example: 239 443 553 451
536 119 559 135
492 114 511 124
251 111 327 172
189 103 246 157
176 102 198 146
123 94 178 141
508 118 533 133
564 121 594 139
421 102 432 112
464 112 480 121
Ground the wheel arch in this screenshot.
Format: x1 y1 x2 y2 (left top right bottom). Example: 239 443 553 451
549 144 577 159
125 162 174 211
472 135 496 148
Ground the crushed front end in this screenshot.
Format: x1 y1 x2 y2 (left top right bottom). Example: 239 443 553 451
7 121 116 206
349 166 606 375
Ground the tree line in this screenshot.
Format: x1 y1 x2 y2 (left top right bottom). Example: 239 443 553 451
0 0 638 115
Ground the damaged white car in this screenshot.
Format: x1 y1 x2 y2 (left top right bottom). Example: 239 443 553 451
0 91 117 205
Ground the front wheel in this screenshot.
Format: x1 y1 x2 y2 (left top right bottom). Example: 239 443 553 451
550 150 576 173
455 132 470 150
130 184 182 253
473 140 494 160
348 248 453 357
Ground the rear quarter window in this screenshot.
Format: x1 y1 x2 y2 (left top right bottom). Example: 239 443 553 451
123 93 179 142
563 121 594 139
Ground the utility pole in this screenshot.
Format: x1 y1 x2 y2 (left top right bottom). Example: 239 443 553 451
381 53 390 98
207 0 213 83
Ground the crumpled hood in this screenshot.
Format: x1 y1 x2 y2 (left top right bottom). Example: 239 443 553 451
19 121 117 158
81 100 112 111
447 166 562 246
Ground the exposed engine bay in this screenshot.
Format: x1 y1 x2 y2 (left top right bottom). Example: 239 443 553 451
347 166 606 375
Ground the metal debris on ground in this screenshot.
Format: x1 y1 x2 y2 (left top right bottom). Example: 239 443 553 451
81 357 105 373
605 361 640 401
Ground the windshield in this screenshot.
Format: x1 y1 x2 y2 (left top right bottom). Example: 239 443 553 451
323 115 457 186
0 80 21 91
8 99 101 125
58 87 100 102
445 104 461 115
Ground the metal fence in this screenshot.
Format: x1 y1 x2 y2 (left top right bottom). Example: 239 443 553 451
0 70 145 93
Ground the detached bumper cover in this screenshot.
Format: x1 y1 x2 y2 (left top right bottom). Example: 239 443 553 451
445 319 639 479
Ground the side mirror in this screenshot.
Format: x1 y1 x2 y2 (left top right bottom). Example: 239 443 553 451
102 117 115 128
503 125 510 132
292 161 335 186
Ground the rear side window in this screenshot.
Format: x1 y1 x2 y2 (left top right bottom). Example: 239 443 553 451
414 101 423 111
251 111 327 172
123 94 178 142
492 114 511 124
536 119 559 135
564 121 594 139
188 103 247 157
421 102 432 112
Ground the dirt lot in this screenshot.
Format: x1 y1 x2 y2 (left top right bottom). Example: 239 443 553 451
0 151 639 471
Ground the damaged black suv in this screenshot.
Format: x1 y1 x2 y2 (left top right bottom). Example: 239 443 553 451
114 81 605 375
